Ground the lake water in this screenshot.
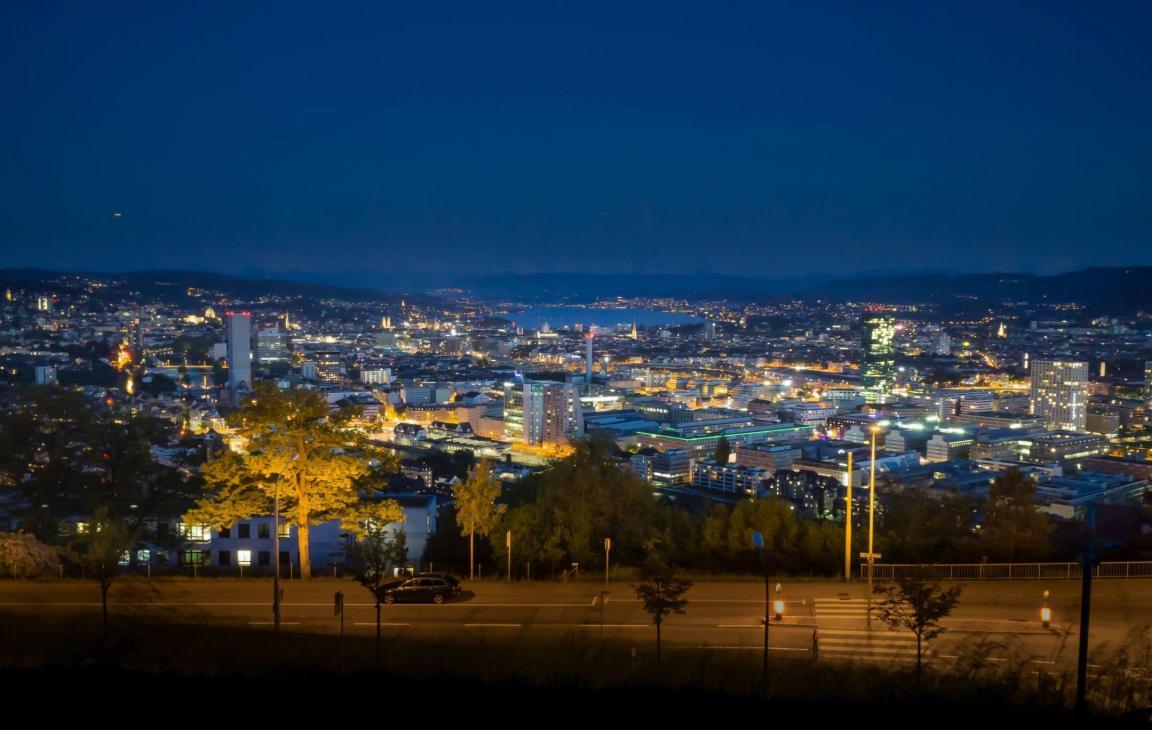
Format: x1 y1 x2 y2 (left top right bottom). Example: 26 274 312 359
509 306 703 330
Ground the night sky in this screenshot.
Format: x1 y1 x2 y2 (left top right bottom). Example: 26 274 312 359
2 1 1150 288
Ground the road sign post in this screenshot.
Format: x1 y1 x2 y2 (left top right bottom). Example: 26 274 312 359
334 590 345 673
860 551 881 626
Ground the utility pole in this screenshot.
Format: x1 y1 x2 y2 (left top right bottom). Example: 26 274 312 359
273 476 282 631
1076 505 1098 715
866 428 879 627
752 531 770 700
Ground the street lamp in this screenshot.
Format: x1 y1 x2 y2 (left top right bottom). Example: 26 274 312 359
604 537 612 585
843 450 853 582
752 531 770 699
273 473 282 631
864 426 881 628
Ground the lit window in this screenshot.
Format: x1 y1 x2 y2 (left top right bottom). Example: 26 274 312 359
237 550 252 566
178 523 209 541
277 524 291 538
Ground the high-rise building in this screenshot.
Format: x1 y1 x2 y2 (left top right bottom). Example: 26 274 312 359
505 381 584 446
861 315 896 401
35 296 52 313
502 381 525 443
1145 361 1152 403
934 332 952 356
1030 360 1088 431
314 351 344 382
34 365 57 386
521 381 583 445
541 382 584 445
225 312 252 392
255 327 290 363
584 333 594 387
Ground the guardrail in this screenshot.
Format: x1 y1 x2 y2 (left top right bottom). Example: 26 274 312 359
862 561 1152 581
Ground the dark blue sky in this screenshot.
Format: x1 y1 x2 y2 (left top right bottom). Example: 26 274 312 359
2 1 1150 287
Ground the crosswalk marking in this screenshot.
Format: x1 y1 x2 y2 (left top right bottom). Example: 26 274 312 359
813 598 873 620
816 625 921 663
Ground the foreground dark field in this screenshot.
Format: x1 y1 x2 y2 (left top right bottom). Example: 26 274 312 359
2 611 1150 725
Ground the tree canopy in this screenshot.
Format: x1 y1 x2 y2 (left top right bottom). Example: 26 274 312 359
187 382 400 578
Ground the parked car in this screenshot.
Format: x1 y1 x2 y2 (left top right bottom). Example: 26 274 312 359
378 574 462 604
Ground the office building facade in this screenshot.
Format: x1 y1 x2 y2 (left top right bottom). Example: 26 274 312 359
225 312 252 392
861 314 896 402
1030 360 1088 431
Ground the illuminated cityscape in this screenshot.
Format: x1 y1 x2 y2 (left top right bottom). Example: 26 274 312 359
2 1 1152 722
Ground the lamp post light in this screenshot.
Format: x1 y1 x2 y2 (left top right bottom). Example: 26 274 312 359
604 537 612 585
273 478 281 631
843 451 853 582
865 427 881 628
752 531 770 699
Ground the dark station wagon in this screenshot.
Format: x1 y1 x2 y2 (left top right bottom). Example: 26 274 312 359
378 573 462 604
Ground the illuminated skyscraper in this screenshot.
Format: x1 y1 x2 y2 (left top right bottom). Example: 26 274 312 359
509 381 584 445
1144 361 1152 403
860 314 896 401
255 326 289 362
226 312 252 393
1030 360 1088 431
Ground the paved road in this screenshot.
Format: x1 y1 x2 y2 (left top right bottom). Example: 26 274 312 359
2 577 1147 668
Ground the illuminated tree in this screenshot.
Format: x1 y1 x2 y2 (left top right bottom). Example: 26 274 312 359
186 383 399 578
0 531 58 578
453 460 505 579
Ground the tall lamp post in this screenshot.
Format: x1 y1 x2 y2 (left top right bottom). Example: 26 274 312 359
865 427 880 628
604 537 612 585
273 476 281 631
506 530 512 584
843 451 853 582
752 531 770 699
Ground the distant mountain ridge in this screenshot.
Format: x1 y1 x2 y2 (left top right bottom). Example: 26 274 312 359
0 266 1147 312
807 267 1151 311
0 268 411 304
460 267 1151 311
460 272 832 301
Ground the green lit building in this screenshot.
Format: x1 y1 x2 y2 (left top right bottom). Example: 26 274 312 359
861 314 896 402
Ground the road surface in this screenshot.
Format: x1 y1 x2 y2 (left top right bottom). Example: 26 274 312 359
2 577 1147 668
